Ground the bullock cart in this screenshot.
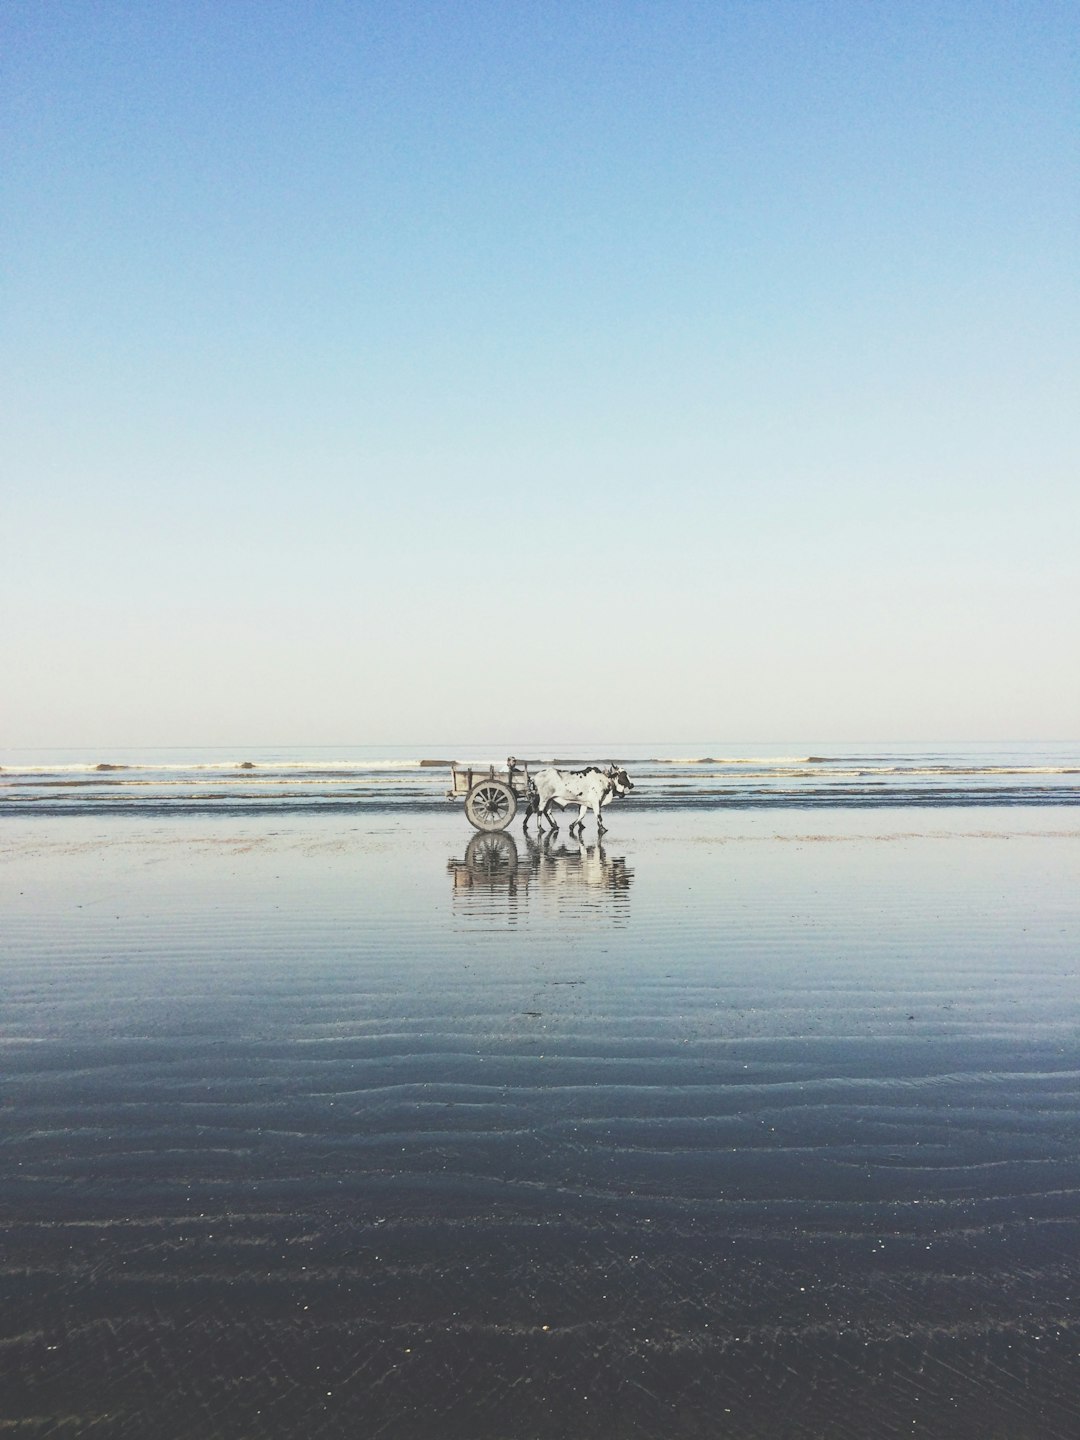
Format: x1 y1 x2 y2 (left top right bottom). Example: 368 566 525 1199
448 757 533 831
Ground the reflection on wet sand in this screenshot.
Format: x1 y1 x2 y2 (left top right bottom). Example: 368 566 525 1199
448 830 633 924
5 817 1080 1438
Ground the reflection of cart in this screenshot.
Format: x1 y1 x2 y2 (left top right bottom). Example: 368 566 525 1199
447 757 533 831
463 831 519 876
448 832 526 888
447 831 529 921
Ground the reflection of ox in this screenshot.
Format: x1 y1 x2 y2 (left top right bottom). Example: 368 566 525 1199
524 832 633 902
524 764 633 835
448 831 633 924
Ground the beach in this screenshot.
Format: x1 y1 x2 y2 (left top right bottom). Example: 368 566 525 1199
2 803 1079 1437
9 0 1079 1429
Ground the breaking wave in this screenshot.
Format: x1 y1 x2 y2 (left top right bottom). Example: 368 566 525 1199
1 744 1078 816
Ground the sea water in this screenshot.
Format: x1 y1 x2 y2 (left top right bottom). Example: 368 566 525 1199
2 740 1078 815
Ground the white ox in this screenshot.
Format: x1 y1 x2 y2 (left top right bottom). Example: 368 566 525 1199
523 764 633 835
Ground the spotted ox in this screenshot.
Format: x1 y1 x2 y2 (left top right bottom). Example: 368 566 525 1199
523 764 633 835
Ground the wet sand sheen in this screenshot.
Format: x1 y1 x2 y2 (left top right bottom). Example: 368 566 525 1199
2 811 1079 1438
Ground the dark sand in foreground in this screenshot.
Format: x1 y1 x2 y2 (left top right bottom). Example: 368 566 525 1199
3 810 1079 1438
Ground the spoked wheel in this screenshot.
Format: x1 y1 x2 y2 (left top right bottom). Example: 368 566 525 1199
464 779 517 831
464 830 519 877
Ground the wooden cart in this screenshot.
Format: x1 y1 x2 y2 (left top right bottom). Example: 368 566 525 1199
447 757 533 831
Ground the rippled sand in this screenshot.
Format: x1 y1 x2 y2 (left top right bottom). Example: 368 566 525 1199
2 810 1079 1438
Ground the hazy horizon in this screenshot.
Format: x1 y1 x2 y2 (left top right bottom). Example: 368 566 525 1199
2 738 1076 757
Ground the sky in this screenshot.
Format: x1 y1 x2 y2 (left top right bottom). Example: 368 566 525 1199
3 0 1078 747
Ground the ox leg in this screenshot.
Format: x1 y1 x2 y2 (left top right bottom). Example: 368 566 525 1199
597 800 608 836
543 802 558 833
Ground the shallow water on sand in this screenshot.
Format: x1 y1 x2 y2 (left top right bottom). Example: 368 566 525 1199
2 810 1080 1438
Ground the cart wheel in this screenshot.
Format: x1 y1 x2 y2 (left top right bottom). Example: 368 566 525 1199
465 830 519 877
465 779 517 831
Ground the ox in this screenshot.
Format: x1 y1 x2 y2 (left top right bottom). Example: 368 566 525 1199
523 764 633 835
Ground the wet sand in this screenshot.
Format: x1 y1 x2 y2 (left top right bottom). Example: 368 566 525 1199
2 810 1079 1438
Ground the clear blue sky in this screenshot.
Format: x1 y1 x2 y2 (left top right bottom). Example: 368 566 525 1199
4 0 1077 745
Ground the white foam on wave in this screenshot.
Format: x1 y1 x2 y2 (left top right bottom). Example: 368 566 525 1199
655 756 814 766
0 759 428 775
252 760 427 770
0 765 132 774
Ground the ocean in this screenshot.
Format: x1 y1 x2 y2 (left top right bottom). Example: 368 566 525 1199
2 744 1079 1437
2 740 1078 815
